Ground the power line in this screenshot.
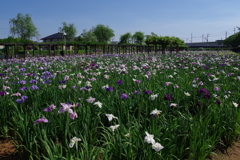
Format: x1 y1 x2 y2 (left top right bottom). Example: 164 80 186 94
184 27 237 43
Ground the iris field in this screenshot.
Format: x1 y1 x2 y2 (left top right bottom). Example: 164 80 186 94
0 51 240 160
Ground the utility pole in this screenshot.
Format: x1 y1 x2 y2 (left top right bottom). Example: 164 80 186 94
206 34 209 42
234 28 235 34
191 33 192 43
202 34 204 42
225 31 227 39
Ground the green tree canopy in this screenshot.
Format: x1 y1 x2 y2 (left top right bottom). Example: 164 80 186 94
9 13 40 40
0 36 34 44
224 28 240 47
92 24 115 43
132 31 145 44
119 32 132 44
59 22 78 41
77 29 97 42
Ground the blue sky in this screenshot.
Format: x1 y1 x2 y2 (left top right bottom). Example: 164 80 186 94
0 0 239 42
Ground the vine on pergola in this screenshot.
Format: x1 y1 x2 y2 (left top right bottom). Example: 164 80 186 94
145 36 185 54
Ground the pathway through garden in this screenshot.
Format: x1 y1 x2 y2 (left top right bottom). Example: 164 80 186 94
1 138 240 160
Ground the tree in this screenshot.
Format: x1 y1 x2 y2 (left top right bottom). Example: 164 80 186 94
92 24 115 43
132 31 144 44
119 32 132 44
59 22 78 41
9 13 40 40
78 29 97 42
224 28 240 47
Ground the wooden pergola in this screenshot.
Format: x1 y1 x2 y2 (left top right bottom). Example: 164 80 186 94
0 43 156 59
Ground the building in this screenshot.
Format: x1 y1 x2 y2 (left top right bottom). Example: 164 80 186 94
185 40 226 48
40 32 64 42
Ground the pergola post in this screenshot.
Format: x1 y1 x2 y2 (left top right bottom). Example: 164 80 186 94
23 45 26 59
95 45 97 55
48 44 51 57
85 45 88 55
32 44 35 57
147 44 149 54
14 44 17 58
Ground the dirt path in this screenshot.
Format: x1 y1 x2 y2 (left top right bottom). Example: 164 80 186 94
1 139 240 160
207 139 240 160
0 139 20 160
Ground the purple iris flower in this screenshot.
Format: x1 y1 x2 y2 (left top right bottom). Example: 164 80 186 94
30 85 39 90
216 100 221 105
19 80 27 84
133 90 141 94
120 93 129 99
106 87 114 92
0 91 7 96
144 91 152 94
30 79 37 83
21 95 28 101
16 99 24 103
43 80 52 84
117 80 122 85
198 88 207 94
164 94 171 101
19 68 26 72
58 80 66 84
43 104 56 112
34 116 48 125
204 92 211 99
20 87 28 91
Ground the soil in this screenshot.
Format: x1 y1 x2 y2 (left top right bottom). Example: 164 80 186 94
0 139 20 160
207 139 240 160
1 138 240 160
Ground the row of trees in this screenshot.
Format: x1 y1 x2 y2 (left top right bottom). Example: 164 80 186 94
7 13 186 46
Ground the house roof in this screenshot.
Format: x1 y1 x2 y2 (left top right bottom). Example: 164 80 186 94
40 33 63 40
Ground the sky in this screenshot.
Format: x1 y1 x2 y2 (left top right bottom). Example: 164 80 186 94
0 0 239 43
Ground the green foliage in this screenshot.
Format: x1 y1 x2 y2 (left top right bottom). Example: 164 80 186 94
145 35 185 53
92 24 115 43
0 37 34 44
132 31 145 44
224 30 240 47
77 29 97 42
9 13 39 40
59 22 78 41
119 32 132 44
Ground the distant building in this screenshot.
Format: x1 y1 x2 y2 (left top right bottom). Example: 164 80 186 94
111 41 119 44
40 32 64 42
185 40 226 48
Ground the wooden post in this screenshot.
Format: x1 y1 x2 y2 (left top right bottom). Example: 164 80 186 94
85 45 87 55
23 45 26 59
14 44 17 58
6 45 9 59
32 44 35 57
147 44 149 54
48 44 51 57
95 45 97 55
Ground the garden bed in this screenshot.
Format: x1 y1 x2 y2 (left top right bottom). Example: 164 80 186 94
0 51 240 159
